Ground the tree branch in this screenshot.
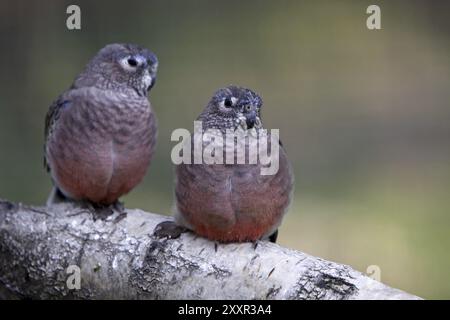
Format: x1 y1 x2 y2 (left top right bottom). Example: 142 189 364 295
0 199 420 300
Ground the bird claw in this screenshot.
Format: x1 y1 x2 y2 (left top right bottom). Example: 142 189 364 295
112 201 127 223
85 202 114 221
113 211 127 223
154 221 188 239
80 200 127 222
113 201 125 214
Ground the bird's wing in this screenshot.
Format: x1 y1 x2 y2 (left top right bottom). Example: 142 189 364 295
44 95 71 172
230 136 294 225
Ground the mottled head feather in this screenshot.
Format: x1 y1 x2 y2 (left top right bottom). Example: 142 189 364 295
73 43 158 96
198 85 263 131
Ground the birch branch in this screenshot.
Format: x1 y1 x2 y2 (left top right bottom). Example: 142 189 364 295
0 199 420 300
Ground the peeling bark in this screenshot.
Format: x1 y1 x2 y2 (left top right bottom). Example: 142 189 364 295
0 199 420 300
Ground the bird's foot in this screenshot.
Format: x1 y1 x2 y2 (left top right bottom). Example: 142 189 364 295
112 200 125 213
154 221 188 239
252 240 260 250
112 201 127 223
84 200 127 221
86 202 114 221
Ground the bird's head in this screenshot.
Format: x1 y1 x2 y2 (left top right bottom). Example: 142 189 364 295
199 85 263 131
75 43 158 96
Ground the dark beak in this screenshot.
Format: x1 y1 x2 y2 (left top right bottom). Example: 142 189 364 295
245 110 257 129
148 77 156 91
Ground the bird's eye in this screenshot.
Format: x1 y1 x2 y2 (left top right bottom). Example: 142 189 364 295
245 105 252 111
127 58 138 67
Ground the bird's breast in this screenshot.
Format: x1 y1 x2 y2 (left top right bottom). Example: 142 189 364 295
47 89 156 204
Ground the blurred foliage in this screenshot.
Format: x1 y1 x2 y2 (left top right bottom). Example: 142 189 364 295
0 0 449 299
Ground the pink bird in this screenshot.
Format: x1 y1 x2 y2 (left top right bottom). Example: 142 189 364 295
44 43 158 214
155 86 294 244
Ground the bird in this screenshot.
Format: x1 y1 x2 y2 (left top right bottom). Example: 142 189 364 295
155 85 294 244
44 43 158 214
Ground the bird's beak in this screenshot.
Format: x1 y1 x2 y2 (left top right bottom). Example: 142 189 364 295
148 77 156 91
142 69 154 92
245 110 257 129
134 54 148 68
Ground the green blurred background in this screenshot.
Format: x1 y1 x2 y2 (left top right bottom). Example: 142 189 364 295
0 0 449 299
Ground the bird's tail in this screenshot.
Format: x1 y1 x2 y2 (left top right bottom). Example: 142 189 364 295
46 186 69 207
268 229 278 243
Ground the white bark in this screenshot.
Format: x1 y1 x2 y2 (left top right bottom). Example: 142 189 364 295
0 199 421 300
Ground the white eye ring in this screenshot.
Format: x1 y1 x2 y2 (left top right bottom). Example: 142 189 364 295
119 55 146 72
119 56 137 71
220 96 238 109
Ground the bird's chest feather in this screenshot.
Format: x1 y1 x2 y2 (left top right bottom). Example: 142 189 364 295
202 136 265 194
58 92 154 155
48 90 155 203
